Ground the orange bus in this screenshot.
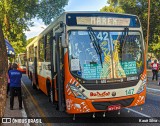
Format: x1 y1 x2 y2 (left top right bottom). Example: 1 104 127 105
15 53 26 73
26 11 146 117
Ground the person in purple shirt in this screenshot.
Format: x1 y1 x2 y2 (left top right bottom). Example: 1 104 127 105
9 63 22 110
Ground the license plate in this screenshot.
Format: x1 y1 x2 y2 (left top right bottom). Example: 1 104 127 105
107 104 121 111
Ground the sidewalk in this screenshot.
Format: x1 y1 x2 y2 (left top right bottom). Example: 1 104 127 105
2 96 29 126
147 69 160 90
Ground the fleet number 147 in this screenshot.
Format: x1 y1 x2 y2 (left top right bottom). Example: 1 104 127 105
125 89 134 95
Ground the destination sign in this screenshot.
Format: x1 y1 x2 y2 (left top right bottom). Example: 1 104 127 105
76 17 130 26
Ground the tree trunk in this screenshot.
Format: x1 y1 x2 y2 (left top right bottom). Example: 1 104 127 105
0 24 8 117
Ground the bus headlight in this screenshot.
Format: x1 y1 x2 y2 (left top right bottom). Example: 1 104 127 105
137 83 146 94
70 85 86 100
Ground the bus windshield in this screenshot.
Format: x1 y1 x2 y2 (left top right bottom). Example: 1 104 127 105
68 30 144 80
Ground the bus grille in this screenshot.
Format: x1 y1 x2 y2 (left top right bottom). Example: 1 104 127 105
82 80 138 90
92 98 134 110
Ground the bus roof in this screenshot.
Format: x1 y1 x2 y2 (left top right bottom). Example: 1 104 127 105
64 11 137 17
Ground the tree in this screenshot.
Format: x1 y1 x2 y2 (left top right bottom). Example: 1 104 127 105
0 0 38 55
0 0 68 117
37 0 69 25
1 0 69 53
0 0 37 117
151 36 160 59
100 0 124 13
0 24 8 117
100 4 124 13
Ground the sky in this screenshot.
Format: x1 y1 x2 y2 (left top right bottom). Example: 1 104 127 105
24 0 108 40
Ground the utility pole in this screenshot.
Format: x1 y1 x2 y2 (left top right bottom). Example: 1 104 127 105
146 0 150 55
146 0 150 71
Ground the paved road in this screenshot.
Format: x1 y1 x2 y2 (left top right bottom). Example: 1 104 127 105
21 71 160 126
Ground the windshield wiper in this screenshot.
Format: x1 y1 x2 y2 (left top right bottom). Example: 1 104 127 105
120 27 128 60
122 27 129 49
87 26 103 67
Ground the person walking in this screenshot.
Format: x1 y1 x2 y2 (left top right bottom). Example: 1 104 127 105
8 63 22 110
151 60 159 81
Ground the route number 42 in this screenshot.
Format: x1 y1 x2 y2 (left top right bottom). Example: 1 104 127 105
125 89 134 95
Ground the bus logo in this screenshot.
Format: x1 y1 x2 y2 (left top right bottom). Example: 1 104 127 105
90 91 110 97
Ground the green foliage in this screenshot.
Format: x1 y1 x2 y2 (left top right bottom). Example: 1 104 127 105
101 0 160 58
37 0 68 25
100 5 124 13
101 0 124 13
0 0 38 54
150 35 160 58
107 0 119 7
0 0 68 55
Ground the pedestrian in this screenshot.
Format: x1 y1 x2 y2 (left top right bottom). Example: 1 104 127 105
151 60 159 81
7 63 12 97
8 63 22 110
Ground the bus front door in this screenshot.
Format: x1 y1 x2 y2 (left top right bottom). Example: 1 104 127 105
54 32 65 111
33 46 39 89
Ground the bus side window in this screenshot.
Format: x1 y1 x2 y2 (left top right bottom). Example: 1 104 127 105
45 34 51 62
38 38 45 62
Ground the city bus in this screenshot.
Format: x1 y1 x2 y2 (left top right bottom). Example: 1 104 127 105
15 53 26 73
26 11 146 117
